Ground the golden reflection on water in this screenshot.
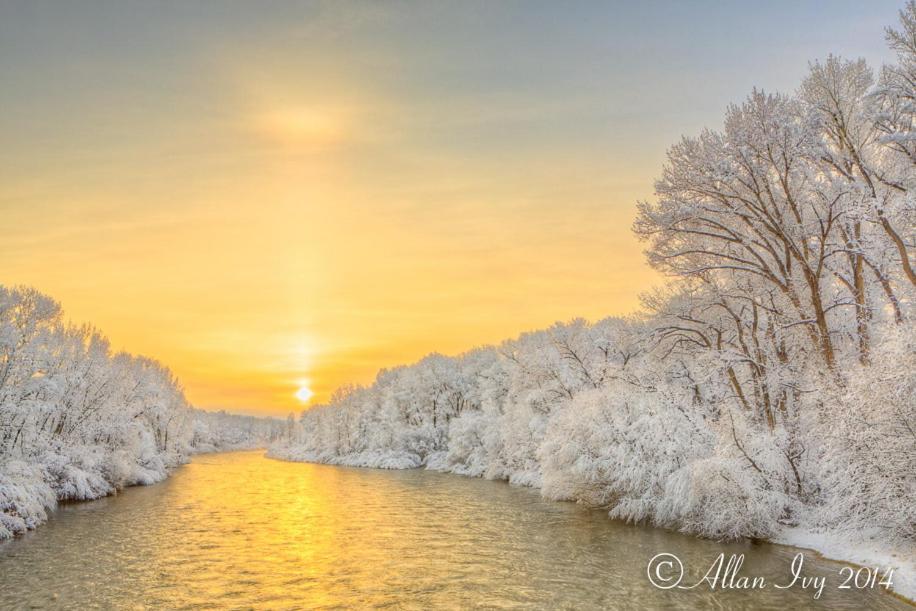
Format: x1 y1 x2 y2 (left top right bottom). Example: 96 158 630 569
0 451 908 609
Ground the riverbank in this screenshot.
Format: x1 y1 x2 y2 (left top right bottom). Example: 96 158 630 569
775 529 916 605
0 448 184 540
268 446 916 605
0 442 271 540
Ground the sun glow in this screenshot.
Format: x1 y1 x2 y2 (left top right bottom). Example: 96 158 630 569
254 106 346 149
295 383 314 404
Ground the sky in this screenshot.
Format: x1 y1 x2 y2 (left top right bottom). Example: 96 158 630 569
0 1 904 416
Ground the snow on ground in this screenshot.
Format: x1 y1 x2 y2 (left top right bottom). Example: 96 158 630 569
775 528 916 604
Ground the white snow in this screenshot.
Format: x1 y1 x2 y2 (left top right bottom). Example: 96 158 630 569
775 528 916 603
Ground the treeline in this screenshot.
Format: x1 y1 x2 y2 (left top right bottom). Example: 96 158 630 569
0 285 281 538
276 5 916 544
193 409 287 452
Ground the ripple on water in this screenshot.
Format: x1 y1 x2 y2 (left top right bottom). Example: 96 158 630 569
0 451 910 610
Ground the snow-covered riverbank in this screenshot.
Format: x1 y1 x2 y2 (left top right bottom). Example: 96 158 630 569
1 434 274 540
0 449 177 539
775 529 916 604
0 285 285 539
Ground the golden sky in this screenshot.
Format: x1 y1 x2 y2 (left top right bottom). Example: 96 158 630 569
1 2 898 415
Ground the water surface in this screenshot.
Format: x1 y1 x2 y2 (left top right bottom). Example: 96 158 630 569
0 451 908 609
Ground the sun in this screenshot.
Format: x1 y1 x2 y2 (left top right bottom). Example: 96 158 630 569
294 383 314 404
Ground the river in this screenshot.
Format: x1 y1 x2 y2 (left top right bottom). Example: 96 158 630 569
0 451 908 609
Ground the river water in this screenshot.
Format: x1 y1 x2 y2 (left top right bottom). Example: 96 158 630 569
0 451 908 609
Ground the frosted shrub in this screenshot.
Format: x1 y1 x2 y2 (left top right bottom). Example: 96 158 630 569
540 384 721 525
98 449 135 488
38 450 113 501
395 423 439 462
0 461 56 538
808 327 916 542
659 453 788 540
540 388 622 505
498 404 549 487
444 410 492 477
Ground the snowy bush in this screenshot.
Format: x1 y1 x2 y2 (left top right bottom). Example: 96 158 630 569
807 326 916 542
658 454 789 540
0 461 56 539
443 410 492 477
